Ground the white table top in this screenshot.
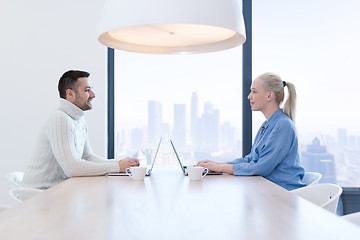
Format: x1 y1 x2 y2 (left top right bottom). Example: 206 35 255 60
1 166 359 239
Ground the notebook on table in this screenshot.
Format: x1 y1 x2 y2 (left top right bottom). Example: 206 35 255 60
107 137 162 176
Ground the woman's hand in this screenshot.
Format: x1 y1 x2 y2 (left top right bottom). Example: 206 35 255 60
197 160 234 175
197 159 215 165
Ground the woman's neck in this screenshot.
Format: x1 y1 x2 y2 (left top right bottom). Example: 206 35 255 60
262 105 280 120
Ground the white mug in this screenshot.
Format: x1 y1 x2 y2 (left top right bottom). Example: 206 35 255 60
187 166 209 181
126 166 147 180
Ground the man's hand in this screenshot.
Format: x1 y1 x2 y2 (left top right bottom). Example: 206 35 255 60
118 157 140 172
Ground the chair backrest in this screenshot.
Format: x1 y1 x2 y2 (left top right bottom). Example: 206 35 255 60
302 172 322 186
9 187 43 203
0 204 12 211
291 183 343 213
342 212 360 227
6 172 24 187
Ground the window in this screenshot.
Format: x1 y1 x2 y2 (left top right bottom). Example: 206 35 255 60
253 0 360 186
114 48 243 166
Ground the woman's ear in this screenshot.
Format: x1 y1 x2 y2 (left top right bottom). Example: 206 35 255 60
267 91 275 101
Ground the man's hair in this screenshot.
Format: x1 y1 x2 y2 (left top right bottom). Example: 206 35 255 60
58 70 90 99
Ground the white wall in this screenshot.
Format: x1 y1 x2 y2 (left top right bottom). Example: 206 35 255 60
0 0 108 204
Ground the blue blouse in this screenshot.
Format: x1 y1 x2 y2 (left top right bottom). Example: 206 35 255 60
228 109 306 190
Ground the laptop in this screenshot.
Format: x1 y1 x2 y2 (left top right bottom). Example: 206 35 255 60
170 140 223 176
108 137 162 176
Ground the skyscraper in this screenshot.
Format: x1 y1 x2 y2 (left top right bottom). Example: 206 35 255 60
338 128 348 151
221 121 235 149
148 101 162 147
191 92 199 145
201 103 220 150
301 137 336 183
130 128 144 152
173 104 186 148
348 135 357 150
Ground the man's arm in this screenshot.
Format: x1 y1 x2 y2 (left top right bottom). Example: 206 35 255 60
82 138 116 163
47 113 120 177
82 137 139 172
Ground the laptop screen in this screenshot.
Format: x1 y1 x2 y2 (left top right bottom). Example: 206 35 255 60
170 140 186 174
148 137 162 174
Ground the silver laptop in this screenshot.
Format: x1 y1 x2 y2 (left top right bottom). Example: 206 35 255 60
108 137 162 176
170 140 223 176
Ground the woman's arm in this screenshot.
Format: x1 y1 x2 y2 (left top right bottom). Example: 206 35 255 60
227 153 252 165
197 160 227 165
232 121 294 176
197 162 234 174
196 151 253 175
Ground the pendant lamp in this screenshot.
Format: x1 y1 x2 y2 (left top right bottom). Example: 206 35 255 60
98 0 246 54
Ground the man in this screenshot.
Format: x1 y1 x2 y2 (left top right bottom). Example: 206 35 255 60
22 70 139 189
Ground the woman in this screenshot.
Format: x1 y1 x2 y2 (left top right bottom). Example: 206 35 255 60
197 72 306 190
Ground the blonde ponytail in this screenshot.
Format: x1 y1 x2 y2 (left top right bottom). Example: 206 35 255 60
282 81 296 122
257 72 297 122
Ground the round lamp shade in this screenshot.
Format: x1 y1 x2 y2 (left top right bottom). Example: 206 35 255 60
99 0 246 54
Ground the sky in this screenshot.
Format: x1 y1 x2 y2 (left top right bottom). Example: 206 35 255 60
114 0 360 144
114 47 243 129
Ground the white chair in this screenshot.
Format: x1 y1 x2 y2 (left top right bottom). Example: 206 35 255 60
342 212 360 226
9 187 43 203
291 183 343 213
6 171 24 187
302 172 322 186
0 204 12 211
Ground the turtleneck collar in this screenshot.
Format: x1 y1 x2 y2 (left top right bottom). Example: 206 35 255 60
59 98 85 120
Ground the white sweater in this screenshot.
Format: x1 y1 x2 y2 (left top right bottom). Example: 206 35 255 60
22 99 120 189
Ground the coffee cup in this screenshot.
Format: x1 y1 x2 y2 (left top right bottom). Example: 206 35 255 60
187 166 208 181
126 166 147 180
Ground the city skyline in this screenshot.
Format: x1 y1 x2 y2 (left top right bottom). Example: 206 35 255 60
116 91 241 154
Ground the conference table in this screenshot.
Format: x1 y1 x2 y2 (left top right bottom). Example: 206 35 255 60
0 166 360 239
